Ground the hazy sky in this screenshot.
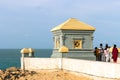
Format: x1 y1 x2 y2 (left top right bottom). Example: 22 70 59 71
0 0 120 49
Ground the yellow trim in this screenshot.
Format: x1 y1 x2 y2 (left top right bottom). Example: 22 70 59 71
59 46 69 53
74 40 82 49
21 48 29 54
51 18 95 31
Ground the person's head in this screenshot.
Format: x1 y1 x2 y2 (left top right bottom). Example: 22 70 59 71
100 43 103 47
113 44 117 48
95 47 97 49
105 44 108 48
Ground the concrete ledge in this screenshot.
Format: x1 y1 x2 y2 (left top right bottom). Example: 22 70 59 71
21 58 62 70
21 57 120 79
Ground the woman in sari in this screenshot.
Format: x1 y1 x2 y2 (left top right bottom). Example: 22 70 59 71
112 44 118 63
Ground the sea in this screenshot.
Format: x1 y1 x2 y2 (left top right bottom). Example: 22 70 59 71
0 49 52 70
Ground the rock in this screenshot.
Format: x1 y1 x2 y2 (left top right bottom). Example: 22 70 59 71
0 77 2 80
6 67 18 72
4 74 11 80
1 73 8 79
30 71 37 76
11 75 15 80
0 70 4 75
0 67 37 80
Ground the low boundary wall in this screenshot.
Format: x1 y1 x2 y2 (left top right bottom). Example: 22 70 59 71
21 57 120 78
21 58 62 70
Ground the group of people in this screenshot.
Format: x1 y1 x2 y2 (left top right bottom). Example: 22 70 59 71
94 43 119 63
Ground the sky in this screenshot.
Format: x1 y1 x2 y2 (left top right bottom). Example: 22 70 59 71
0 0 120 49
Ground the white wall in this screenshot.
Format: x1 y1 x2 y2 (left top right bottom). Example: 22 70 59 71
21 58 62 70
63 58 120 78
21 57 120 78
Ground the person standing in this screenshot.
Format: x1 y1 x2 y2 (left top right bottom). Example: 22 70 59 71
108 46 111 62
112 44 118 63
94 47 99 61
104 44 110 62
99 43 104 61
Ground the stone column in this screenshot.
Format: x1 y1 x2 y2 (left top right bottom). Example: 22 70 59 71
60 34 65 47
54 37 57 49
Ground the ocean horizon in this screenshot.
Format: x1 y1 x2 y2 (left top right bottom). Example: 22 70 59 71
0 49 52 70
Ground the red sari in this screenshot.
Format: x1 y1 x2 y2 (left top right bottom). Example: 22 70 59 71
112 48 118 63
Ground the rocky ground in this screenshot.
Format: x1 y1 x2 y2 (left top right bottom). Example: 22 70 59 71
0 67 37 80
0 67 119 80
0 67 92 80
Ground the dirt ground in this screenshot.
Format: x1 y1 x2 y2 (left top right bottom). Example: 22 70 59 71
19 70 92 80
